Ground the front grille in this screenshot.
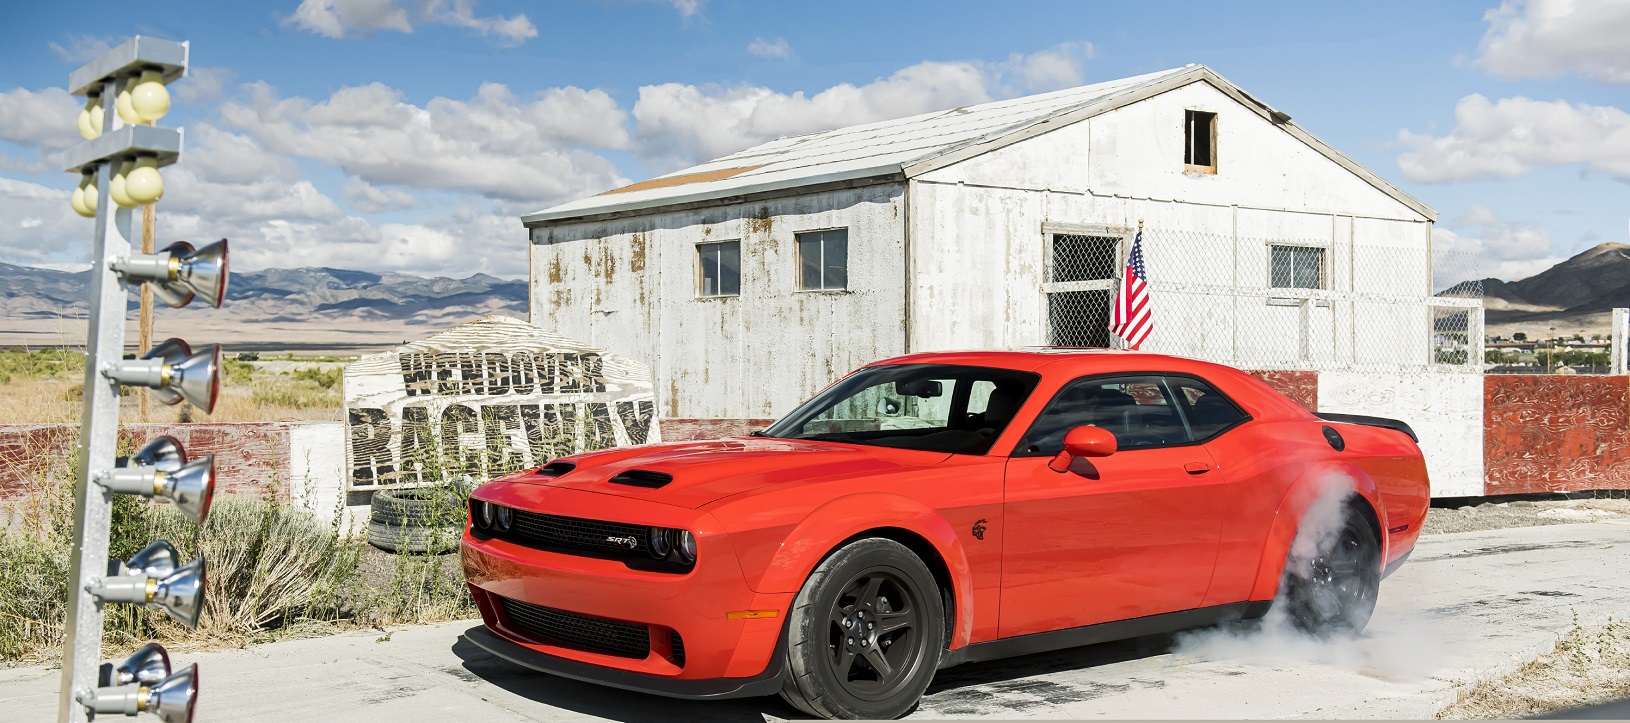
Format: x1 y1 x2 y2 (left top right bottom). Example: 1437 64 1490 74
509 509 652 556
498 596 650 659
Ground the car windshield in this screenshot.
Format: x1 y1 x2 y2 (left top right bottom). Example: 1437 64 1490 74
762 364 1041 455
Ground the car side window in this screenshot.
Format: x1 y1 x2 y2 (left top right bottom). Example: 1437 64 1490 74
1016 375 1193 455
1167 376 1249 441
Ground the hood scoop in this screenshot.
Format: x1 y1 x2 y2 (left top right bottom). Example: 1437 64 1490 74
608 469 674 489
537 461 577 477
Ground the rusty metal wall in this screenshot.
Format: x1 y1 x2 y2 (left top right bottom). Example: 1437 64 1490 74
1485 375 1630 494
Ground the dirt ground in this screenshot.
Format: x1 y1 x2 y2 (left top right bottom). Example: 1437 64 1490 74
1421 497 1630 535
1424 496 1630 718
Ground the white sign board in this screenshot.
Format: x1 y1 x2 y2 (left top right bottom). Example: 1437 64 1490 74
343 316 659 490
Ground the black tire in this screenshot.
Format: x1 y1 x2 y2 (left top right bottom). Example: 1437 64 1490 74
1279 503 1381 637
367 484 468 554
779 538 944 720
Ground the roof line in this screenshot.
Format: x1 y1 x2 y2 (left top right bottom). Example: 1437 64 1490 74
524 65 1434 226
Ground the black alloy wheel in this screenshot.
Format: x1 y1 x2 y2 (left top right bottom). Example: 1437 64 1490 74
780 538 944 720
1283 505 1381 636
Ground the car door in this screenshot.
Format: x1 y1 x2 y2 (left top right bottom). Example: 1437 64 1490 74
998 374 1230 638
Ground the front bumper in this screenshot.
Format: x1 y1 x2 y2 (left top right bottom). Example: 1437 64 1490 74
462 624 786 700
461 485 792 687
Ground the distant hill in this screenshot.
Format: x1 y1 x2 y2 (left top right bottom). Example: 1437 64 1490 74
1471 242 1630 337
0 263 527 352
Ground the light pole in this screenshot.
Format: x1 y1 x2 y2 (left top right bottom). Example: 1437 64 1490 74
59 35 226 723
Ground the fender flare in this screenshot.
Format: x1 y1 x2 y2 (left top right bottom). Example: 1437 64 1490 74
752 492 977 649
1246 463 1390 601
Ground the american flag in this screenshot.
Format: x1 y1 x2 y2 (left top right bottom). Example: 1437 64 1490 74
1110 230 1153 349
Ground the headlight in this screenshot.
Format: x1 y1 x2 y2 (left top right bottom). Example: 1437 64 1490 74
674 530 697 563
494 505 513 532
648 527 671 558
476 500 494 530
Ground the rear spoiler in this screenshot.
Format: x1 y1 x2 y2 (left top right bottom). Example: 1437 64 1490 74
1315 413 1418 443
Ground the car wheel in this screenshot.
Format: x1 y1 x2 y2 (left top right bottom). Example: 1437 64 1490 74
1280 504 1381 637
779 538 944 720
367 481 470 554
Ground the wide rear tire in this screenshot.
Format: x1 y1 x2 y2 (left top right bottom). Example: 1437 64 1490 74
779 538 944 720
1280 504 1381 636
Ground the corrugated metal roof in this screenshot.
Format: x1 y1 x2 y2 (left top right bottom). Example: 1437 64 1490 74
523 65 1434 225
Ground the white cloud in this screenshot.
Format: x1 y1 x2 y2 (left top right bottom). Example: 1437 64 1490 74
631 43 1093 169
285 0 536 44
0 177 94 268
747 37 791 60
1396 94 1630 183
172 67 236 103
1435 207 1563 284
0 87 85 156
343 177 418 213
221 81 630 202
1475 0 1630 83
47 34 115 63
666 0 702 20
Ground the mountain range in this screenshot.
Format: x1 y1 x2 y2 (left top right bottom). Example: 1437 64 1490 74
1459 242 1630 337
0 263 527 353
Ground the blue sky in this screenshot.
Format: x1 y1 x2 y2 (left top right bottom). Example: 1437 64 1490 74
1 0 1625 280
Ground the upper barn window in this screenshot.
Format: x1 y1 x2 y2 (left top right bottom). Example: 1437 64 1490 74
797 229 848 291
1184 110 1217 174
696 240 741 297
1270 245 1325 289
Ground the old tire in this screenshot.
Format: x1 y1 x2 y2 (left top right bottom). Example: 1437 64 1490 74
1280 503 1381 637
367 484 468 554
779 538 944 720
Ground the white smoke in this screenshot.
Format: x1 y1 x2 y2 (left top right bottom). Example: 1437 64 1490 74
1172 473 1443 679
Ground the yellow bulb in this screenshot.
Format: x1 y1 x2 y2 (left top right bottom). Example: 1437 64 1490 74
78 108 94 139
116 77 139 124
126 158 163 205
82 175 99 215
110 161 137 209
130 70 170 123
71 184 92 217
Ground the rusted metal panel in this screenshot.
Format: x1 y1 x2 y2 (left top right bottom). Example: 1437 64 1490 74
1246 370 1318 411
1485 375 1630 494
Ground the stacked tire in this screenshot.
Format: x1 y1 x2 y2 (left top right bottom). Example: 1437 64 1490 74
367 479 472 554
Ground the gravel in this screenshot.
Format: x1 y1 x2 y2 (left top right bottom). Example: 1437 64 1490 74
1421 497 1630 535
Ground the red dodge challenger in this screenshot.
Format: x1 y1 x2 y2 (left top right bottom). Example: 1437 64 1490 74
461 350 1430 720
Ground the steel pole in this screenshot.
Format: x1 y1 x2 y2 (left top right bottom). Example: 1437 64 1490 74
57 77 132 723
1613 308 1628 376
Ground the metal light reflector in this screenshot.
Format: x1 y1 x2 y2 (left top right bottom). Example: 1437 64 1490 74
104 338 222 413
111 239 228 308
110 642 171 687
81 662 198 723
88 555 207 628
100 445 216 525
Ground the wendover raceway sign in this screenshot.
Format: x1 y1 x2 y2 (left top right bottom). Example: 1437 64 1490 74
343 316 660 490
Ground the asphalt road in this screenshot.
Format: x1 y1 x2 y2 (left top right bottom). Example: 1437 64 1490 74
4 520 1629 721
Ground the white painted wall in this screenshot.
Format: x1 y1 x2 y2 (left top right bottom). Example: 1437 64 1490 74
530 184 908 420
1319 371 1485 498
286 421 359 531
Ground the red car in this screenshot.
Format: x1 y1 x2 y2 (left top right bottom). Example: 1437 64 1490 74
461 350 1429 720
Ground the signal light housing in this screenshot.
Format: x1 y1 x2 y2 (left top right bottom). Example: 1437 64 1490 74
112 239 229 309
88 554 207 628
81 662 198 723
104 338 222 413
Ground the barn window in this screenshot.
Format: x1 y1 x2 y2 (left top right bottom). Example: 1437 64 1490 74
1269 245 1325 289
1044 232 1122 348
797 229 848 291
696 240 740 297
1184 110 1216 174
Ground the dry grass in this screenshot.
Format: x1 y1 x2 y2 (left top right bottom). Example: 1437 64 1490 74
0 348 347 424
1438 613 1630 718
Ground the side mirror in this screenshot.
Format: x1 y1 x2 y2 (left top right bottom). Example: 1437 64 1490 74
1048 425 1117 473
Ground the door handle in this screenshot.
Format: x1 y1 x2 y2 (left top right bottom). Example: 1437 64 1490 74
1183 462 1211 474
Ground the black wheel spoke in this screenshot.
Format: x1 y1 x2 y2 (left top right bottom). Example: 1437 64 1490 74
859 575 884 605
862 646 895 678
876 616 912 636
836 646 858 676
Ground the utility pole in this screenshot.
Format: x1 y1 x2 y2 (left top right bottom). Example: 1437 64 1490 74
139 121 155 422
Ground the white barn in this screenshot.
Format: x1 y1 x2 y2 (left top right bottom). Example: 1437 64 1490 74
521 65 1485 494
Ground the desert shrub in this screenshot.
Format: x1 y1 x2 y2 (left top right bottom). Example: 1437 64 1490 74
291 366 341 390
0 348 86 385
223 358 256 384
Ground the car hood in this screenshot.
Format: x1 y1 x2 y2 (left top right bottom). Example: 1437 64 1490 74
514 437 948 509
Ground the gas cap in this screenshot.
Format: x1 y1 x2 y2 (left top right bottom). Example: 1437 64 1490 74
1322 425 1345 451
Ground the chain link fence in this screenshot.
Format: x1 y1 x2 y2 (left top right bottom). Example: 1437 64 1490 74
1042 226 1484 373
